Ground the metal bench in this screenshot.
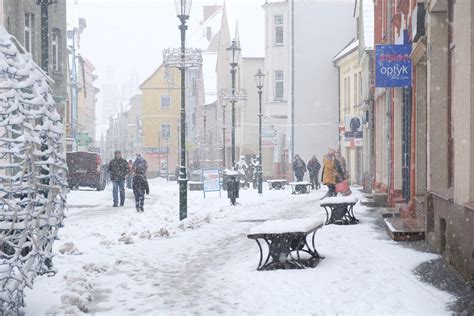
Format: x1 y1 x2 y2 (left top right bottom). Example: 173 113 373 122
320 196 359 225
247 217 324 270
188 181 203 191
267 179 287 190
289 181 312 194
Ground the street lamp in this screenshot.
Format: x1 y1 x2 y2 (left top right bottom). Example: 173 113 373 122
162 0 199 221
254 68 265 194
226 40 241 167
220 96 228 169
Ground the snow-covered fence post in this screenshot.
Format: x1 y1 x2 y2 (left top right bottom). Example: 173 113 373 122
0 27 67 313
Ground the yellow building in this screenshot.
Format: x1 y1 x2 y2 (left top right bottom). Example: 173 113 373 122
334 39 365 185
139 65 181 177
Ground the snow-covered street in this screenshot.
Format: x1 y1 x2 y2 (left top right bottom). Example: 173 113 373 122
25 179 453 314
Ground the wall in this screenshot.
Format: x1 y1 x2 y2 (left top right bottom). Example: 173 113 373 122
293 0 355 173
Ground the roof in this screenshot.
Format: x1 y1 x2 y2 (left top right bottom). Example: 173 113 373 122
333 38 359 62
226 0 265 58
187 5 224 52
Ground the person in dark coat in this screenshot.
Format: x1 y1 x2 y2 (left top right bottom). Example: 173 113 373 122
292 154 307 182
132 170 149 212
133 153 148 175
307 155 321 190
108 151 129 207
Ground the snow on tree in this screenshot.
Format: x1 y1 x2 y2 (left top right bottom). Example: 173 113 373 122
0 27 67 312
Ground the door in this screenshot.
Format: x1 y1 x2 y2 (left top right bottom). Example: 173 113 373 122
402 88 412 201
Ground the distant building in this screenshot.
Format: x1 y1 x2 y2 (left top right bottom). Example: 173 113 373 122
333 0 374 187
263 0 354 180
77 57 99 143
139 65 181 178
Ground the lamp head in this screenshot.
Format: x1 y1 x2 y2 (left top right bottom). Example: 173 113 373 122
175 0 192 18
226 40 241 66
254 68 265 89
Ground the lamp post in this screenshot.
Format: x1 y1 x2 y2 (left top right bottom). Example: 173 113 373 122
168 0 192 221
163 10 202 212
226 40 241 168
221 97 227 169
254 69 265 194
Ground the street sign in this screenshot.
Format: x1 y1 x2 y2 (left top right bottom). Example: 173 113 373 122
262 126 277 147
202 169 221 198
344 116 363 147
375 44 412 88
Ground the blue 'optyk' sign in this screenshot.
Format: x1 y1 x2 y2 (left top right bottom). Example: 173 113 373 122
375 44 412 88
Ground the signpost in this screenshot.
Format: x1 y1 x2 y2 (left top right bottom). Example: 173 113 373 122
202 169 221 198
375 44 412 88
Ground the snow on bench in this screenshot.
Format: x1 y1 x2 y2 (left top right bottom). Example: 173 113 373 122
320 196 358 205
289 181 312 194
319 196 359 225
247 217 325 270
267 179 287 190
249 217 325 235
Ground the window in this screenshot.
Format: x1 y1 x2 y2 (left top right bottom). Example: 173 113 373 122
24 13 34 53
274 70 284 100
348 77 351 108
274 15 283 45
161 124 171 139
354 74 358 107
52 29 60 71
344 78 348 110
160 95 171 108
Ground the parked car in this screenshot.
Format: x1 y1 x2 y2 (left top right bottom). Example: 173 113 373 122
66 152 106 191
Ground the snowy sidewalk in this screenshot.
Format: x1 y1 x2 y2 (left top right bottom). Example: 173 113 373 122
25 179 453 314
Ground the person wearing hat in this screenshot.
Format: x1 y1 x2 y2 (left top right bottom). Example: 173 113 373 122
133 153 148 175
108 150 129 207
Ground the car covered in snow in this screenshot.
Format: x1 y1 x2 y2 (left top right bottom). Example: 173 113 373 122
66 151 106 191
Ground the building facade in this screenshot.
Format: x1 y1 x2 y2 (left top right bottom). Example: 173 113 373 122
373 0 474 283
263 0 355 180
263 0 291 179
2 0 68 121
139 65 181 178
334 39 364 185
77 57 99 144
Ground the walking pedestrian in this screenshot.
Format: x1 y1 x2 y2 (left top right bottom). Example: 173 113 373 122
335 149 349 180
307 155 321 190
108 151 129 207
132 169 150 212
292 154 307 182
321 149 342 198
133 153 148 175
235 156 249 188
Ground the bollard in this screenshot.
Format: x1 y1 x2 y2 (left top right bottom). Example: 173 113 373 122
227 173 240 206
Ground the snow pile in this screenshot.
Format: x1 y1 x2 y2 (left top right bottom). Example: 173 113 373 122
59 242 80 255
59 271 94 313
0 27 67 312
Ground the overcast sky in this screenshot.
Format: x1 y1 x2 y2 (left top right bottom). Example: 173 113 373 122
67 0 265 138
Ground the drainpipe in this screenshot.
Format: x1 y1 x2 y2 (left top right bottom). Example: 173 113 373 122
290 0 295 180
387 0 393 205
